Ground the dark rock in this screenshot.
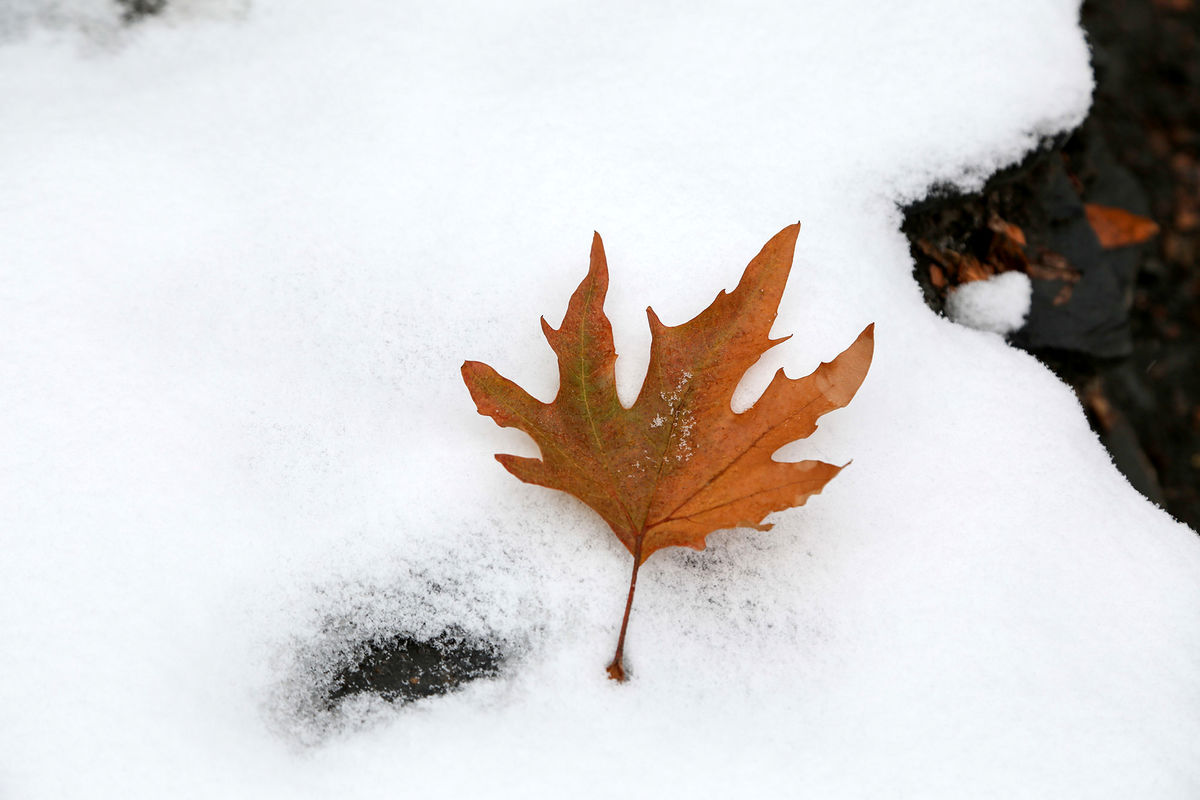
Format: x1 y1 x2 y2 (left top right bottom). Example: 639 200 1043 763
1011 150 1137 359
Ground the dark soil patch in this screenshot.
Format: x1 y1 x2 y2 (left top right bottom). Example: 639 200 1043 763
115 0 168 24
327 628 504 707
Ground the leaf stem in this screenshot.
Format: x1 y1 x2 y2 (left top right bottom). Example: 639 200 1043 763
606 537 643 682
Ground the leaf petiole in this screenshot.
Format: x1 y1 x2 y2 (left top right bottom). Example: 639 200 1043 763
606 536 643 682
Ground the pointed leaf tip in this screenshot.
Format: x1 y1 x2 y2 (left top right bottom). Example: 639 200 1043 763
751 223 802 279
764 223 801 258
585 231 610 289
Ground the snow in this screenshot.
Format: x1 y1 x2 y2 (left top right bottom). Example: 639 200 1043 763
945 271 1034 335
1 1 1198 798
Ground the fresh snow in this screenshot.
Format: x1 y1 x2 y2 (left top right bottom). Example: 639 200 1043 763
945 271 1034 335
2 1 1198 798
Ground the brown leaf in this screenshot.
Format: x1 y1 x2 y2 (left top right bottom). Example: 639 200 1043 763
987 214 1027 246
917 239 995 284
462 225 873 680
1052 284 1075 307
1023 249 1082 306
984 217 1031 276
956 255 993 283
1084 203 1160 248
929 263 947 289
1174 207 1199 232
1082 379 1118 433
1026 250 1083 283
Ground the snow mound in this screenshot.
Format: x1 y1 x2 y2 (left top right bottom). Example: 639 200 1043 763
945 270 1033 335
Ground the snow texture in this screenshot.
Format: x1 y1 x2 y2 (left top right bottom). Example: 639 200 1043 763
0 0 246 44
945 271 1034 335
1 1 1198 798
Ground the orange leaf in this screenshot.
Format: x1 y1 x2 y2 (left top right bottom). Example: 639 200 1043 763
929 264 947 289
1084 203 1160 248
956 254 993 283
462 224 874 680
987 215 1027 246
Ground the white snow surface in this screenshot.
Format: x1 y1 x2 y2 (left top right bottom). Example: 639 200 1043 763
2 2 1199 798
945 271 1033 335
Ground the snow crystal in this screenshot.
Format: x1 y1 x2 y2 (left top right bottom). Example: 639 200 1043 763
945 270 1033 335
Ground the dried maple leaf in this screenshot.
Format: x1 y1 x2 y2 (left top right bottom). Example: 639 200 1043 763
462 224 874 681
1084 203 1160 248
917 239 994 284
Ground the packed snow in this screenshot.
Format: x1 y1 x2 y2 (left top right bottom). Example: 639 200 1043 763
945 271 1034 335
2 1 1198 798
